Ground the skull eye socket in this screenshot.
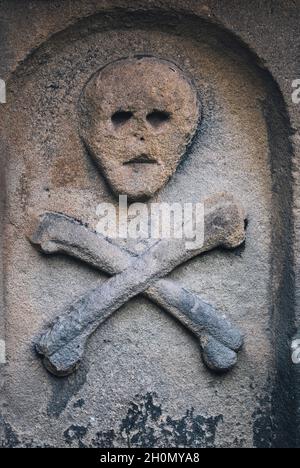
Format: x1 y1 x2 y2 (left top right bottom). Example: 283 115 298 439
111 111 133 128
147 110 170 129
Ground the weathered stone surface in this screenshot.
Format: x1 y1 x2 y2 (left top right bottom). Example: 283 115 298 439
80 57 200 201
0 0 299 449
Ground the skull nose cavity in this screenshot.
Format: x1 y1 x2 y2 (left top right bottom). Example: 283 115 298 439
133 133 145 142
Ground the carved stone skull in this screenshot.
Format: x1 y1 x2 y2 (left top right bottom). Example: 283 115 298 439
79 57 201 200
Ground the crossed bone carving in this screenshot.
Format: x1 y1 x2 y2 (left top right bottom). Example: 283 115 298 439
29 193 246 377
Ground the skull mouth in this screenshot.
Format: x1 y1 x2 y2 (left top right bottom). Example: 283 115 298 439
123 154 160 165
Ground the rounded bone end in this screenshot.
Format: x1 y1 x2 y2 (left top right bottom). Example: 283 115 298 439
34 334 83 377
200 334 238 373
43 356 80 378
204 192 247 250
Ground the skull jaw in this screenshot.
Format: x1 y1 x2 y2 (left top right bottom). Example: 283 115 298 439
99 162 174 201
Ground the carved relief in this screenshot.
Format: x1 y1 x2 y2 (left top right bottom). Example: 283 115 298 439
79 58 200 201
28 57 247 377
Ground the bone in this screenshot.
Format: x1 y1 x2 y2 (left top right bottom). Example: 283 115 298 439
29 193 246 376
30 211 244 371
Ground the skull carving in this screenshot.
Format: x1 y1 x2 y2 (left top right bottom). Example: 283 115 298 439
79 57 201 200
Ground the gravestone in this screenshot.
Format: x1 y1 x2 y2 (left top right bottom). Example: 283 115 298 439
0 0 300 448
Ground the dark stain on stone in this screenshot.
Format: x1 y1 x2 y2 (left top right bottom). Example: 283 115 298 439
92 430 117 448
0 414 53 448
120 392 162 447
117 393 223 448
47 362 88 418
63 393 223 448
252 378 275 448
74 398 85 409
64 425 88 448
0 417 20 448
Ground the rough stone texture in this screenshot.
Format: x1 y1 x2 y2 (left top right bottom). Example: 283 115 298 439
0 0 299 448
80 57 200 201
